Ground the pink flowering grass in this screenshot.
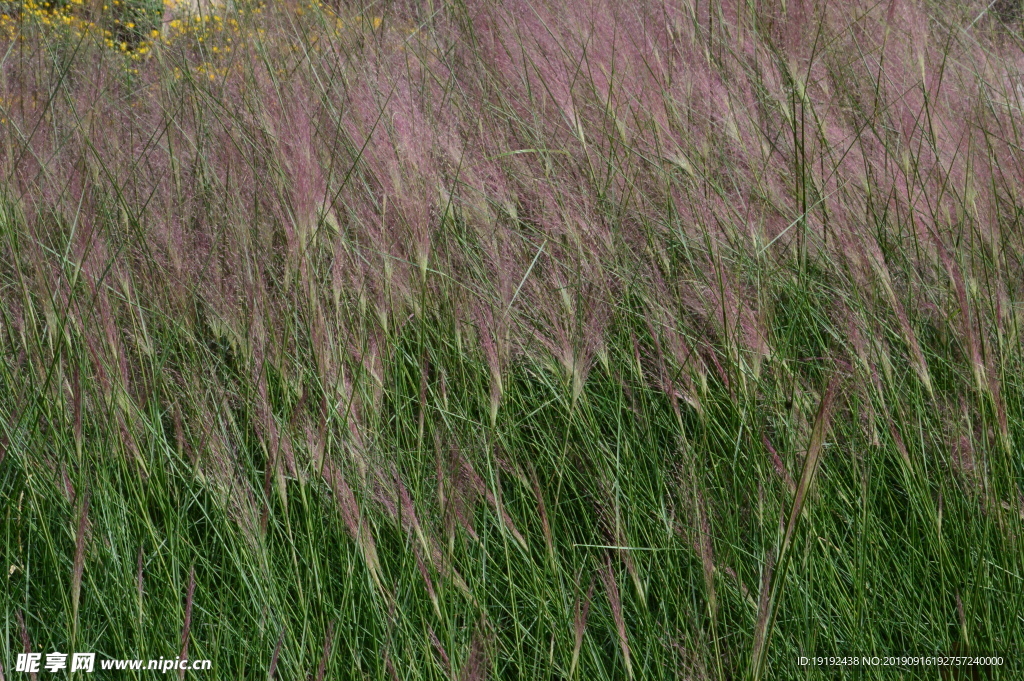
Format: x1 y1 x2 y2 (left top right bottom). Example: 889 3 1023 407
2 0 1024 677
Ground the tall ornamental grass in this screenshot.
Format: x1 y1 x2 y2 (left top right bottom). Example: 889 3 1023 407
1 0 1023 677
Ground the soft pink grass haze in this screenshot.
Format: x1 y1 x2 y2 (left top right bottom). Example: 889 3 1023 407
2 3 1019 424
2 0 1024 671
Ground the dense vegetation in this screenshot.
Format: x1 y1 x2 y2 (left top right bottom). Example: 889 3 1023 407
2 0 1023 677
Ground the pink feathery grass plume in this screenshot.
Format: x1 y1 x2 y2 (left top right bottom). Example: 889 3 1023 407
17 611 36 681
694 488 717 618
644 292 706 418
321 460 383 590
178 566 195 681
373 464 474 597
429 627 451 675
416 542 441 617
569 578 595 678
529 262 612 403
267 628 285 681
458 625 492 681
313 620 335 681
449 446 527 549
439 442 480 542
473 303 509 425
762 435 796 494
71 489 91 640
600 556 633 679
527 465 554 559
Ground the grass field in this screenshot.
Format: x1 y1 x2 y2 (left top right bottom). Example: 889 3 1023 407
1 0 1023 678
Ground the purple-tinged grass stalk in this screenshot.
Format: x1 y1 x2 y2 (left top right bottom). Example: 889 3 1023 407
267 628 285 681
428 627 451 676
600 556 633 679
1 0 1023 675
458 624 492 681
313 620 334 681
17 611 36 681
569 578 594 678
70 489 90 643
750 376 838 680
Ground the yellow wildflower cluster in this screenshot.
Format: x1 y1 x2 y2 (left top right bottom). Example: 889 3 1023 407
0 0 246 70
161 9 246 81
1 0 99 42
0 1 393 72
351 15 382 30
163 11 241 48
0 14 16 40
1 0 153 57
